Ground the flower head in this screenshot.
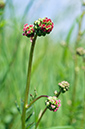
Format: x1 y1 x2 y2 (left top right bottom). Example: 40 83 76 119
23 24 35 38
45 96 61 112
58 81 69 93
34 17 54 36
23 17 54 41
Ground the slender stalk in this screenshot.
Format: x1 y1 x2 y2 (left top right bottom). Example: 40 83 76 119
35 107 47 129
27 95 48 109
81 57 85 128
21 34 37 129
56 89 62 97
35 89 62 129
69 12 85 124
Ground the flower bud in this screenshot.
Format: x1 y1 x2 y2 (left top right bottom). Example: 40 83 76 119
34 17 54 36
76 47 85 56
79 31 84 36
54 90 58 95
23 24 35 38
46 102 50 107
45 96 61 112
58 81 69 93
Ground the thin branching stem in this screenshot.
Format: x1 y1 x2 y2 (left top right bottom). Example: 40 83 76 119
56 89 62 97
35 107 48 129
27 95 48 109
34 89 62 129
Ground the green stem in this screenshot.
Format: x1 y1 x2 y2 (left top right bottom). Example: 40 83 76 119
72 12 84 106
70 11 84 124
35 107 47 129
33 89 61 129
56 89 62 97
27 95 48 109
81 57 85 128
21 34 37 129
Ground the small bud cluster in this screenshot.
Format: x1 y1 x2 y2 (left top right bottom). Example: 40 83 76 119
30 89 37 101
34 17 54 36
45 96 61 112
76 47 85 56
58 81 69 93
23 24 35 38
23 17 54 41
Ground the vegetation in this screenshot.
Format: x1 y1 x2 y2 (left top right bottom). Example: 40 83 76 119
0 0 85 129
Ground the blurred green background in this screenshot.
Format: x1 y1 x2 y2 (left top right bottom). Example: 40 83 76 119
0 0 85 129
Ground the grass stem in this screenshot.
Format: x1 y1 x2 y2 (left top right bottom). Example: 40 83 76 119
81 57 85 128
69 11 84 124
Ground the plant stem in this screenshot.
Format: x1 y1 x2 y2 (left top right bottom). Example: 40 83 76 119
69 12 84 124
35 107 47 129
81 57 85 128
21 34 37 129
56 89 62 97
27 95 48 108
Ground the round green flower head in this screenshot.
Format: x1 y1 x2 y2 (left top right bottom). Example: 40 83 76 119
58 81 69 93
34 17 54 36
45 96 61 112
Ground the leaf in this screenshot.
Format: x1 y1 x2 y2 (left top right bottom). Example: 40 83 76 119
20 99 24 113
15 101 21 114
22 0 35 21
25 112 35 122
62 21 76 64
40 126 74 129
0 20 6 28
66 21 76 44
26 122 35 129
26 105 33 114
0 11 3 15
